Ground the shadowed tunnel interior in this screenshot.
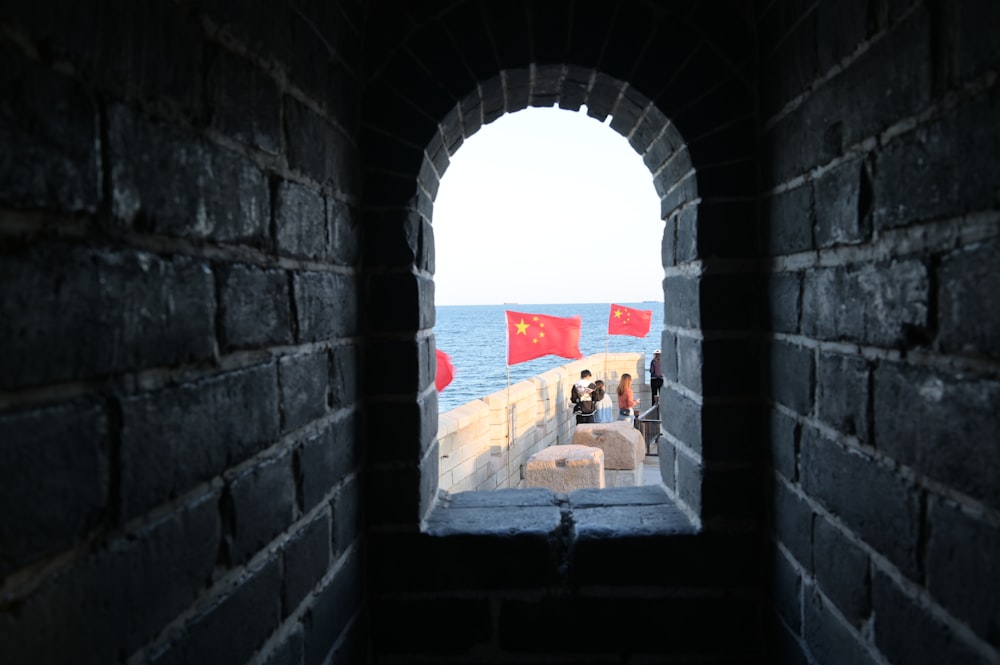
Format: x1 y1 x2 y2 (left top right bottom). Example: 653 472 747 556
1 2 998 664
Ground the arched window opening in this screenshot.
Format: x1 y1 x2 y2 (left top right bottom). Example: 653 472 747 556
425 85 695 514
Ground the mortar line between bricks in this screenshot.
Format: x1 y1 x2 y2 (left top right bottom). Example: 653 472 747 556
0 211 361 274
761 1 922 133
773 425 1000 528
0 342 349 411
785 475 1000 664
769 332 1000 377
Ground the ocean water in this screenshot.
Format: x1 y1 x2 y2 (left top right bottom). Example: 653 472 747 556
435 302 664 412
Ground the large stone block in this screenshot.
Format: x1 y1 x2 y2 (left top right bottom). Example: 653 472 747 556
572 422 644 470
525 445 604 493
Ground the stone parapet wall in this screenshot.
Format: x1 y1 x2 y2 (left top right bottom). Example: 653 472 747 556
437 353 647 493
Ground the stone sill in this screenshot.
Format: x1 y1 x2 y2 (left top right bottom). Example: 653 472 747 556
425 485 696 540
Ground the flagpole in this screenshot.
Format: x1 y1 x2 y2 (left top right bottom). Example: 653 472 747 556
504 310 513 488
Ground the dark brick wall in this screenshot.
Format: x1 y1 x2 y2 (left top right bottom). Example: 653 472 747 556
2 1 997 664
759 1 1000 663
0 2 364 664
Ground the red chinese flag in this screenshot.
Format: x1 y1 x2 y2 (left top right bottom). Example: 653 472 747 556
506 310 583 366
435 349 454 392
608 303 652 337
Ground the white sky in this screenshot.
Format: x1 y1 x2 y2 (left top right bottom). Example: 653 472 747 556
432 106 665 306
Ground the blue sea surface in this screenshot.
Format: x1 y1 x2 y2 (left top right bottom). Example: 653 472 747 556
435 302 664 412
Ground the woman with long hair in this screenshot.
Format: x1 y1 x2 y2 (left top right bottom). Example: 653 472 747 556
616 373 638 422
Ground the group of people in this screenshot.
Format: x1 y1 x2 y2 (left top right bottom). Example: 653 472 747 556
570 369 639 424
570 350 665 425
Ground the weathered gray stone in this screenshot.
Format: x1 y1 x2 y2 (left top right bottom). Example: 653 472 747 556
525 445 604 493
573 421 645 470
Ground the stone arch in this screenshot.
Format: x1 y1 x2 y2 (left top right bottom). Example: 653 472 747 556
361 2 759 534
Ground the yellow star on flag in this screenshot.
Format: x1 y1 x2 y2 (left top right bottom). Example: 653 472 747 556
514 318 529 335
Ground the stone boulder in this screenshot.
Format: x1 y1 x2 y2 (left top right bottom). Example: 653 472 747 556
572 421 644 470
525 445 604 492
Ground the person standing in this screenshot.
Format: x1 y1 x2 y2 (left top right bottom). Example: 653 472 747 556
649 349 664 405
616 373 638 423
592 379 614 423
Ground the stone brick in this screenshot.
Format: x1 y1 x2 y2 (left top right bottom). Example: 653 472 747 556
281 511 331 618
661 214 677 267
926 497 1000 647
0 45 100 212
802 583 877 665
874 83 999 230
675 452 702 516
768 340 814 416
802 261 929 348
816 0 869 74
109 104 269 243
874 361 1000 509
817 351 870 444
120 363 279 518
774 480 813 570
0 491 220 665
815 157 869 248
328 343 359 409
286 96 355 191
661 332 679 381
663 275 700 329
328 199 362 267
226 450 295 566
305 550 362 665
800 425 921 579
297 416 357 512
331 474 360 557
762 184 813 256
760 12 817 119
275 179 328 260
676 335 702 394
6 2 101 70
769 408 799 481
0 399 108 576
152 558 281 665
279 351 330 433
813 515 870 627
217 263 292 351
101 0 204 115
768 271 801 334
260 624 304 665
207 47 281 153
661 386 701 455
293 270 357 342
938 237 1000 358
660 172 698 218
769 619 811 665
832 7 932 150
773 550 803 633
676 203 698 263
0 244 215 389
948 1 1000 81
872 568 989 665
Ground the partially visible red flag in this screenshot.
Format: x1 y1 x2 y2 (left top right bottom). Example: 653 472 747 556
608 303 652 337
435 349 454 391
506 310 583 366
